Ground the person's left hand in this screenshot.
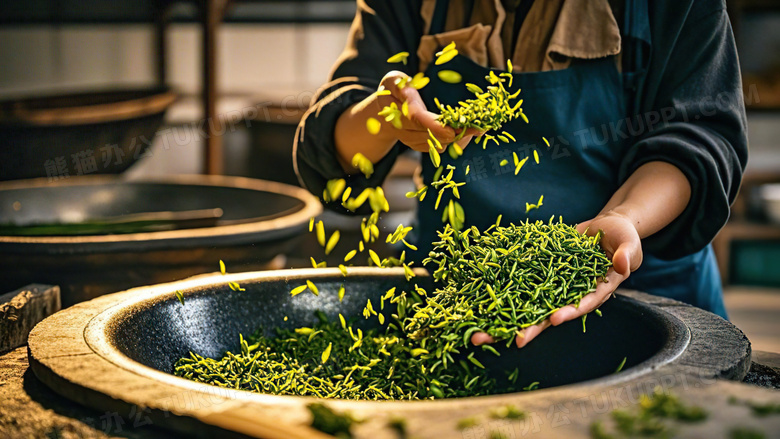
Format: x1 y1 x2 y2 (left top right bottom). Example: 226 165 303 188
471 211 643 348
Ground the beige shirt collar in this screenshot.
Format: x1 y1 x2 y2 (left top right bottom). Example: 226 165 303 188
419 0 621 72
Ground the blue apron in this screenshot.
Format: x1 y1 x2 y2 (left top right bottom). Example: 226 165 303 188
412 0 727 318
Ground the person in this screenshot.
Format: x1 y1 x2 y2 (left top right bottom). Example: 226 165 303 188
294 0 748 348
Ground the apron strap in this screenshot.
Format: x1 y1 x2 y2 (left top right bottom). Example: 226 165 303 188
429 0 450 36
621 0 651 115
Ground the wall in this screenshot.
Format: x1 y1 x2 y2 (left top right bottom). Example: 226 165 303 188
0 23 350 177
0 23 348 96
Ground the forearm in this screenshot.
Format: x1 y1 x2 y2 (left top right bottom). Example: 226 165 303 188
599 161 691 239
334 97 398 173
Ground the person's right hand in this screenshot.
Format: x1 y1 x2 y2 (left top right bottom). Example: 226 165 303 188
334 70 481 173
371 71 480 153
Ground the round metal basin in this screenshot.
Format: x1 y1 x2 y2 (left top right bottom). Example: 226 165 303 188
28 268 752 438
0 175 321 306
0 87 176 181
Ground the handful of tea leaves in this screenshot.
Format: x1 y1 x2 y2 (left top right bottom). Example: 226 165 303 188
405 217 611 345
434 65 525 141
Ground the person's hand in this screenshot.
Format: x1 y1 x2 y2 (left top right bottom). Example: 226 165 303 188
471 211 643 348
371 71 480 153
334 70 482 171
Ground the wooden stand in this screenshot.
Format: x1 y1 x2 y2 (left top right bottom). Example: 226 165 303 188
154 0 230 175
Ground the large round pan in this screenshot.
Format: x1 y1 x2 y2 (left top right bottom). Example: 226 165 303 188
0 175 321 305
28 268 753 438
0 87 176 181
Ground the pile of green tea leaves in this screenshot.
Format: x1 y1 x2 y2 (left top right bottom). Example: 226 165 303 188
174 310 494 400
173 218 611 400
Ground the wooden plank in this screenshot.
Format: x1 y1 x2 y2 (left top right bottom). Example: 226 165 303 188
0 284 60 354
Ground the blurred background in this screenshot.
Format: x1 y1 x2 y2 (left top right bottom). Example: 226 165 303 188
0 1 778 350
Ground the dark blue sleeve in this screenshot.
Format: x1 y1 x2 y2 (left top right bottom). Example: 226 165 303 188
294 0 424 214
620 3 748 260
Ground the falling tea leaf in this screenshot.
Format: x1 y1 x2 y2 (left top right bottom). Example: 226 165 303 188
366 117 381 135
387 51 410 64
321 342 333 363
